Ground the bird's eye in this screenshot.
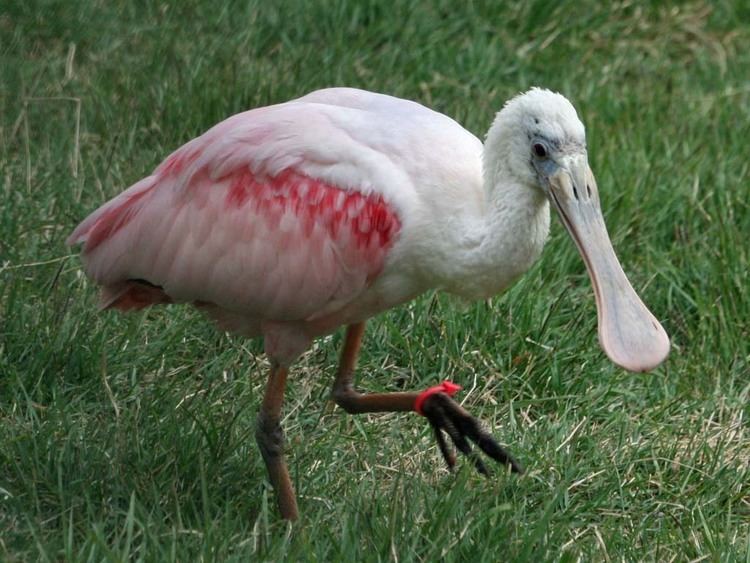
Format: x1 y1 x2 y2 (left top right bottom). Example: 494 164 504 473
533 143 548 159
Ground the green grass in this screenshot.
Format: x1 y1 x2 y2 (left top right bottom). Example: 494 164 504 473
2 0 749 560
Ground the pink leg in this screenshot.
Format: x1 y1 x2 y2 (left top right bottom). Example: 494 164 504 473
256 363 299 520
332 322 419 412
331 322 523 474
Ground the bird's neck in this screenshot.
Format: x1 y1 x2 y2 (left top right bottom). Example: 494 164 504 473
442 150 550 300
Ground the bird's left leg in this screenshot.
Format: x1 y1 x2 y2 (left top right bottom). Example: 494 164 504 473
256 362 299 520
331 322 417 413
331 322 522 474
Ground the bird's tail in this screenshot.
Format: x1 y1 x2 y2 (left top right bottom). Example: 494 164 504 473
67 175 158 253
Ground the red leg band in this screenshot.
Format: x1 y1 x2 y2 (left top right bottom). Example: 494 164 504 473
414 380 462 416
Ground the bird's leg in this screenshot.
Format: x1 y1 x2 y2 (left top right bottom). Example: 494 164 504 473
331 322 523 474
255 362 298 521
331 322 418 412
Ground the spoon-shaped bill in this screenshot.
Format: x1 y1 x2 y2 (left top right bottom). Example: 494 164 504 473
548 158 669 372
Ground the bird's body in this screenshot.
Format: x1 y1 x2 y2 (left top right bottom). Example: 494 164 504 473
69 88 550 365
69 87 669 520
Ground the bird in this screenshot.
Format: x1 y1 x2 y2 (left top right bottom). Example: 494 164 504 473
68 87 670 520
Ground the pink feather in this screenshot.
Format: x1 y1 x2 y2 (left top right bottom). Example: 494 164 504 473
69 100 403 362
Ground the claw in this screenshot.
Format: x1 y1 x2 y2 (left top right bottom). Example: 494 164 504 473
432 424 456 469
421 392 523 475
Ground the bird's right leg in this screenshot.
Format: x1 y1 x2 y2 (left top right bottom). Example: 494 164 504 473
256 362 298 520
331 322 522 474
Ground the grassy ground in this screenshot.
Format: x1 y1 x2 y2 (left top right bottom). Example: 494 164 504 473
2 0 749 560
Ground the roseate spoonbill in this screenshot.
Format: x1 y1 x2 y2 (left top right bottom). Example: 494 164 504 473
68 87 669 520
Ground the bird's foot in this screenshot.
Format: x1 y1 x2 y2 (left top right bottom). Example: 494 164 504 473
420 391 523 475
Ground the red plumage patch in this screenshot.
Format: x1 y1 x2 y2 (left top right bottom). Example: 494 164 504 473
224 168 401 254
85 186 154 252
159 149 199 177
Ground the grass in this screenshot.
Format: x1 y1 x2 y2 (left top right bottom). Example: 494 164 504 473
1 0 749 560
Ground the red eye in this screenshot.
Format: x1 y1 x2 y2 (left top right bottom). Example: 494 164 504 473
533 143 547 158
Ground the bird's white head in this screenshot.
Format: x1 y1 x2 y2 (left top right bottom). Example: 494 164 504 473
487 88 670 372
485 88 586 187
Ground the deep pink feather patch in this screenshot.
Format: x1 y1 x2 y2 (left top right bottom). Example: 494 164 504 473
85 186 154 252
159 149 199 177
224 168 401 258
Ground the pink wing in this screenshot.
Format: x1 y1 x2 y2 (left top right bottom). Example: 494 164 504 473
68 107 402 326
